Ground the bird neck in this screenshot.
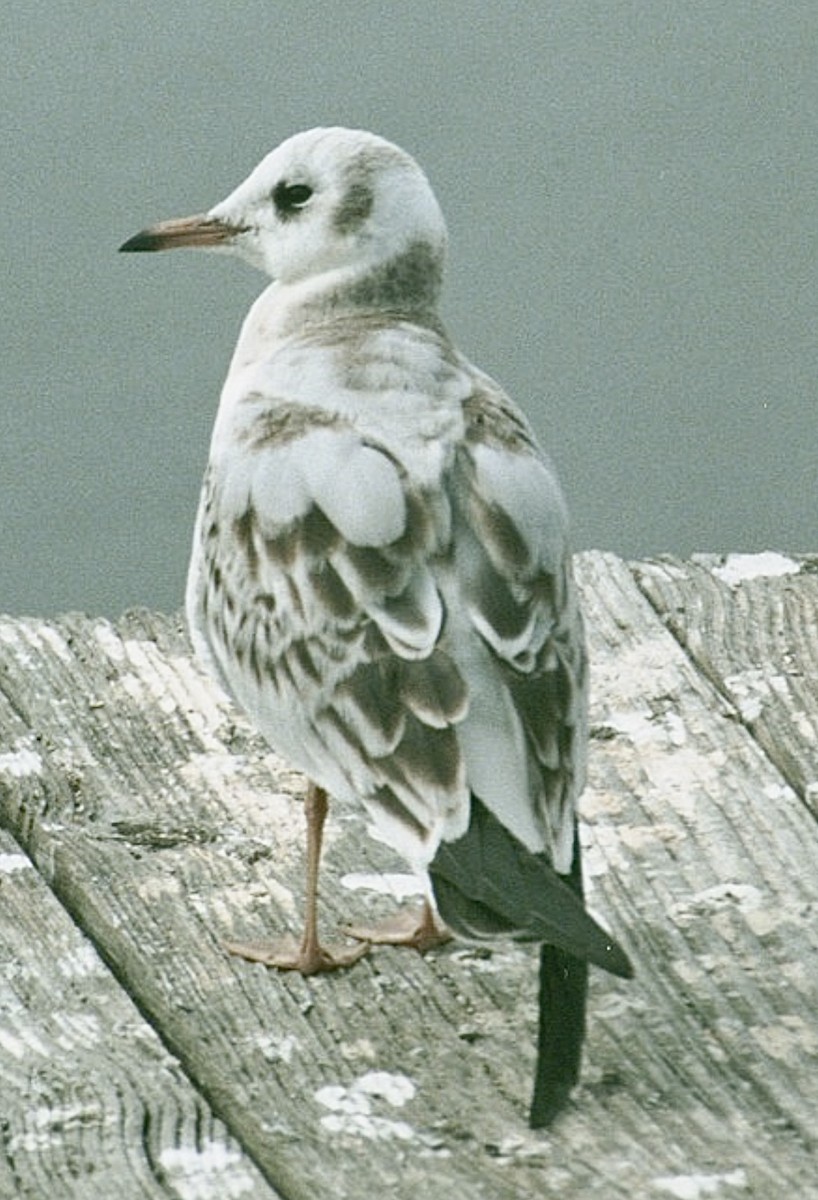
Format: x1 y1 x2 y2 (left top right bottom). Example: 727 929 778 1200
335 239 444 315
227 237 445 378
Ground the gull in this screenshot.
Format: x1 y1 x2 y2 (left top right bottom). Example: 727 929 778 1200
120 126 632 1127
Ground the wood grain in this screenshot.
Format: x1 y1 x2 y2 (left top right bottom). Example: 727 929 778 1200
0 551 816 1198
0 828 276 1199
634 552 818 815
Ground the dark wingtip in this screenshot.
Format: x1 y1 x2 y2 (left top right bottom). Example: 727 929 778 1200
602 939 634 980
430 795 635 978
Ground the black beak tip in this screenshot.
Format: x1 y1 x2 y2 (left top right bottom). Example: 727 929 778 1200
119 230 158 253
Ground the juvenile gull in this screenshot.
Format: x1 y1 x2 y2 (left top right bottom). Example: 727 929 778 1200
120 126 632 1127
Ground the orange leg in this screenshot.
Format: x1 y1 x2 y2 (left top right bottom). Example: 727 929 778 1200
224 782 370 974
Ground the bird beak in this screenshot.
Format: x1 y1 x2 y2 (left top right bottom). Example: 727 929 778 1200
119 213 245 253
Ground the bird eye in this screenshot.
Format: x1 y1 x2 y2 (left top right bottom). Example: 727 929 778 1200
272 181 314 216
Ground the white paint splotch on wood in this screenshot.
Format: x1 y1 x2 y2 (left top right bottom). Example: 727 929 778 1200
0 552 817 1198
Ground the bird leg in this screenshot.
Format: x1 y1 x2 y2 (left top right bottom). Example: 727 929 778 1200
344 897 452 953
224 782 370 974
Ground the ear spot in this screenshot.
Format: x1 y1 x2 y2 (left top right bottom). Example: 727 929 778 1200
333 181 374 233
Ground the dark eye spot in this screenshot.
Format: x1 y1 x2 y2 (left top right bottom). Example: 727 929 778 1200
272 181 314 217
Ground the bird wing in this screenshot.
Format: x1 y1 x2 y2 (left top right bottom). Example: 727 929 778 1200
445 381 588 874
192 383 472 861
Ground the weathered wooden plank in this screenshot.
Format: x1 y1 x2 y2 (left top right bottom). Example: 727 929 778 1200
633 552 818 818
0 550 817 1198
575 553 818 1194
0 827 277 1199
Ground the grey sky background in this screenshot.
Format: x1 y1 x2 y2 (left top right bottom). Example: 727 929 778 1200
3 1 816 616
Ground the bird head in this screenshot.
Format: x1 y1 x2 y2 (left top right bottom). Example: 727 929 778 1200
120 127 448 298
